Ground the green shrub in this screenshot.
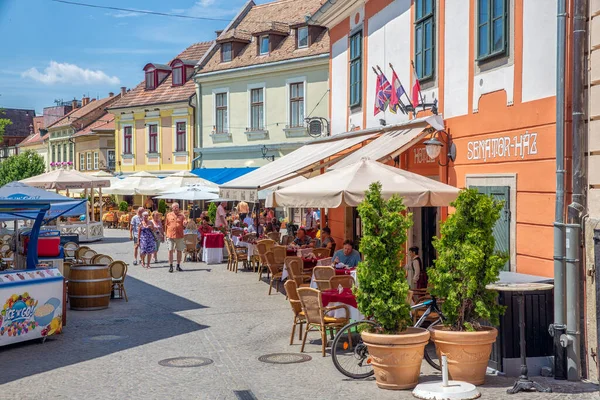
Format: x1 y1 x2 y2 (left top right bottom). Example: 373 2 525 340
158 199 167 215
429 188 508 331
208 202 217 224
354 182 413 333
118 201 129 212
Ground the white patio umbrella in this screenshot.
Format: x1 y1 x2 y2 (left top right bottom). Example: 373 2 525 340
154 186 219 201
21 169 111 190
135 171 218 195
104 171 159 195
272 158 460 208
260 176 308 207
69 171 121 195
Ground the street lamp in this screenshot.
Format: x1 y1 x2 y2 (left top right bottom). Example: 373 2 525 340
424 129 456 167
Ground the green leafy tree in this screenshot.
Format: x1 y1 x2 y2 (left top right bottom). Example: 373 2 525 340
354 182 414 333
119 201 129 212
0 150 45 186
207 202 217 225
157 199 167 215
0 108 12 143
429 188 508 332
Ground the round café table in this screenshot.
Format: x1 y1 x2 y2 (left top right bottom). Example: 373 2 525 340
202 233 224 265
486 282 554 394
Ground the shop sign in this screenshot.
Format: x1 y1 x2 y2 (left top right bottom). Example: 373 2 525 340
412 147 436 165
466 131 538 162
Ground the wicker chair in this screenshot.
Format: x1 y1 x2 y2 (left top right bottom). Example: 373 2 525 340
273 245 287 265
75 246 91 263
284 280 306 345
62 261 72 280
285 256 311 287
91 254 114 265
267 231 281 243
280 235 293 246
109 261 128 302
329 275 355 289
183 233 198 262
241 233 257 242
119 213 131 230
312 248 331 259
256 239 275 280
225 237 248 273
63 241 79 262
313 266 335 291
79 248 97 264
1 234 12 243
264 251 283 295
297 287 350 357
0 244 10 255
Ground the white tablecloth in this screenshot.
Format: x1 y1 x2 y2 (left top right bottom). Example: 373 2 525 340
310 269 357 289
202 237 224 265
326 302 362 321
237 241 257 260
231 236 241 246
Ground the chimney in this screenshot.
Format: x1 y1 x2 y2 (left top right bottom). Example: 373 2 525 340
108 92 114 97
71 99 78 109
216 30 223 37
82 96 90 106
120 86 127 96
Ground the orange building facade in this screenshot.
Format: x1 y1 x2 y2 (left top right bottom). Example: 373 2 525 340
311 0 568 278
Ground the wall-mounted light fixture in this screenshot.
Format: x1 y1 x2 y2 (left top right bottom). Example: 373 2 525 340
423 128 456 167
261 145 275 162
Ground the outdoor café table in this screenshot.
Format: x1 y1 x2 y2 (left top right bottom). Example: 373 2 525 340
237 241 257 260
310 267 357 289
286 248 297 257
203 233 225 265
321 288 362 321
486 282 554 394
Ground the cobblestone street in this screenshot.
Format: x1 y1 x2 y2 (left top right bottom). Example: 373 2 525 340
0 230 597 400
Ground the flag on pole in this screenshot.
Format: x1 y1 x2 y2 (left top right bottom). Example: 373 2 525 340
374 73 382 116
389 70 405 114
411 67 421 107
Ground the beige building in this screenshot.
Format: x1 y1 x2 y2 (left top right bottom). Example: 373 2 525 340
194 0 330 169
73 113 116 173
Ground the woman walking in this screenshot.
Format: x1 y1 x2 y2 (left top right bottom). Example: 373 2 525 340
137 211 157 269
151 211 164 264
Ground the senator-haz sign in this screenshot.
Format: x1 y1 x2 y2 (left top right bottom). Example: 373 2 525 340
466 132 538 162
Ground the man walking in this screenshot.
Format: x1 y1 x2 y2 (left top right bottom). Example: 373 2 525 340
165 203 186 273
129 207 144 265
216 201 227 228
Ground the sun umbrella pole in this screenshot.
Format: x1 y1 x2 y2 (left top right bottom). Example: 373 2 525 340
99 186 103 229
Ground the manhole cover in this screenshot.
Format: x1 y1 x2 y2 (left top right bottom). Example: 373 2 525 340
158 357 213 368
258 353 312 364
89 335 128 341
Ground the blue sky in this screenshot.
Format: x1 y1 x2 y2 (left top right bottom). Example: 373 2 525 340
0 0 269 114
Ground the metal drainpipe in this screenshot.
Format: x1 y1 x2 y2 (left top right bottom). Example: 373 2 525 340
562 0 587 381
552 0 568 380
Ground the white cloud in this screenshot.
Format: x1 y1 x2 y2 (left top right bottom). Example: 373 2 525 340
106 11 144 18
22 61 120 85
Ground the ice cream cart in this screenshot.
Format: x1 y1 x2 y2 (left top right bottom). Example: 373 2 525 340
0 182 85 347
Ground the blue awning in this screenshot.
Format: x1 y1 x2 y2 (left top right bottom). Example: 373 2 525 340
190 167 258 185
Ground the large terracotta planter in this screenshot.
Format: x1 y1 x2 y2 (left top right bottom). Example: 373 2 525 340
361 327 430 390
430 326 498 385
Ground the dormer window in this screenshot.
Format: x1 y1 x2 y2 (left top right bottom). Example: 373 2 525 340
222 43 232 62
297 26 308 48
259 35 270 55
172 61 184 86
145 68 156 89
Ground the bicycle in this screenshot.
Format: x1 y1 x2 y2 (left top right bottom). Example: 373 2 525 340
331 296 445 379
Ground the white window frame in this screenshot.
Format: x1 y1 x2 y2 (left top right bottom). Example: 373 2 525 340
173 118 188 154
93 152 99 170
122 123 134 155
79 153 85 171
247 82 266 131
465 173 517 272
285 76 307 128
212 88 230 134
259 35 270 55
297 26 309 48
222 42 233 62
86 152 92 171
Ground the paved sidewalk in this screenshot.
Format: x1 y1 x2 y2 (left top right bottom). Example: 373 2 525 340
0 229 597 399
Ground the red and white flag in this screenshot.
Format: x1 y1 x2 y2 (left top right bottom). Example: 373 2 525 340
411 68 421 107
374 74 382 116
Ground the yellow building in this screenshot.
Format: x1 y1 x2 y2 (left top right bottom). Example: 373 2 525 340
72 113 116 173
107 42 213 176
193 0 330 170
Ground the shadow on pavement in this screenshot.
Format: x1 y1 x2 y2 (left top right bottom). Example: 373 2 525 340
0 275 209 385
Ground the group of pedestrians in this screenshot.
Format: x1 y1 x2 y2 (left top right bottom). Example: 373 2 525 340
129 203 186 272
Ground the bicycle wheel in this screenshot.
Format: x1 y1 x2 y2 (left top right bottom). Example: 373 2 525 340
331 320 378 379
423 320 442 371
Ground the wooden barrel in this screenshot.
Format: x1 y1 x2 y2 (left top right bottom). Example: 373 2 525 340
68 264 112 310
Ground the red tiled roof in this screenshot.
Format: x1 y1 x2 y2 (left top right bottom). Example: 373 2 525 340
199 0 329 74
73 113 115 137
108 41 213 110
48 95 120 129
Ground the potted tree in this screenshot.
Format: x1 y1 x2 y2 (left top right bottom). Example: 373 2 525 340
207 202 217 225
355 182 430 390
428 188 508 385
118 201 129 213
158 199 167 216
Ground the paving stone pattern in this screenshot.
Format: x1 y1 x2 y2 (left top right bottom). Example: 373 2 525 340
0 230 597 400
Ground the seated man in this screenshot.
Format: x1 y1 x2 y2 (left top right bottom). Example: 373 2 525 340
293 228 313 248
332 239 361 268
320 227 334 251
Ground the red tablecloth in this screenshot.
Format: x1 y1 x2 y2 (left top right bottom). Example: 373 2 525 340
335 267 356 275
321 288 358 309
204 233 224 248
286 249 297 256
302 256 328 270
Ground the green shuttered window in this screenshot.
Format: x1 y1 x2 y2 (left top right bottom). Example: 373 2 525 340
414 0 435 81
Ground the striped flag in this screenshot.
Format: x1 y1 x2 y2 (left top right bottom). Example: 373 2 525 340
389 70 405 114
374 74 382 116
411 67 421 107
